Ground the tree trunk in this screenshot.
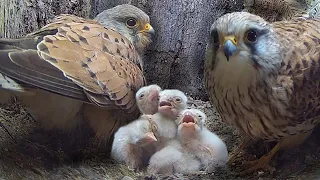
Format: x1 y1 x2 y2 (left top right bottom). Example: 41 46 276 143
0 0 243 100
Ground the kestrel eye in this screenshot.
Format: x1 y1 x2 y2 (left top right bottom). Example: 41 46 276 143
246 29 258 43
126 18 137 27
211 29 219 44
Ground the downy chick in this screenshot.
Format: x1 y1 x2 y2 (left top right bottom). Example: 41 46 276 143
152 89 188 144
136 84 162 115
147 89 192 174
147 137 201 175
135 84 162 164
111 84 161 170
176 109 228 173
111 118 158 170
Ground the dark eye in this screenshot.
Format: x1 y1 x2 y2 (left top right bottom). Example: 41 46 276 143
126 18 137 27
246 29 258 43
175 97 182 103
211 29 219 44
139 93 145 99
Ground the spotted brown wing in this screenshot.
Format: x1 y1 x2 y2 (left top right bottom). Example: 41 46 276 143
273 18 320 128
34 22 146 112
26 14 100 37
3 16 145 113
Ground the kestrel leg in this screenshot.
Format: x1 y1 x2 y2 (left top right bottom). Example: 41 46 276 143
239 140 280 175
239 130 313 175
227 136 252 165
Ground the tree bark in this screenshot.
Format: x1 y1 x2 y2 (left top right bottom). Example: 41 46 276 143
0 0 243 100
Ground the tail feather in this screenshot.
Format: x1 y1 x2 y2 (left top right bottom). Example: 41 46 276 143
0 44 90 102
0 37 42 50
0 73 28 92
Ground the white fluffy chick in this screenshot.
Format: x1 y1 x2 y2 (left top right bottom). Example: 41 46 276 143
135 84 162 115
153 89 188 143
147 89 193 174
147 138 201 175
176 109 228 173
157 89 188 119
111 84 161 170
111 118 158 170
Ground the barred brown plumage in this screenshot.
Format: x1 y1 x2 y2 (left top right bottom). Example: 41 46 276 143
204 12 320 174
243 0 309 22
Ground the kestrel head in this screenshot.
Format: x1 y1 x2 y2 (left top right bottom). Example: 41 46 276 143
205 12 282 84
94 4 154 53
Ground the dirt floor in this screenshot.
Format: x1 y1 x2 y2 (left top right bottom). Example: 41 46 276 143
0 95 319 180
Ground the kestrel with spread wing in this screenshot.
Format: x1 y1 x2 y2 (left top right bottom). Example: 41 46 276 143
0 4 154 142
204 12 320 174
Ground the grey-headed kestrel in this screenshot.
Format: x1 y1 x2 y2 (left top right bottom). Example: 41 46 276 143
204 12 320 174
0 4 154 142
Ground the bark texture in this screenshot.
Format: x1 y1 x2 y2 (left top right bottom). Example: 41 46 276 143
0 0 243 100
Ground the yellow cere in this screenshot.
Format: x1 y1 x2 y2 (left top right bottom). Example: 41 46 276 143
223 36 237 45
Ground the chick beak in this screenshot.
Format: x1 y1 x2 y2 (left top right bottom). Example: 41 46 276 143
223 36 237 61
142 132 157 142
181 113 196 129
148 87 159 101
136 131 157 146
140 23 155 35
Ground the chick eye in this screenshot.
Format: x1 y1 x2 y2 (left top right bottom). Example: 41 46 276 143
126 18 137 28
139 93 145 99
245 29 258 43
175 97 182 103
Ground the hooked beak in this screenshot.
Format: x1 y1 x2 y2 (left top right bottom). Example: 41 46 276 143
139 23 155 35
223 36 238 61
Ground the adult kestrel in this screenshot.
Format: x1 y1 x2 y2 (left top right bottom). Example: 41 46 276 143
0 4 154 142
204 12 320 174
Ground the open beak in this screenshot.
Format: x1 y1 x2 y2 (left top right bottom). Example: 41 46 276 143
181 113 196 129
223 36 237 61
158 100 178 118
158 100 172 109
139 23 155 35
158 100 173 112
